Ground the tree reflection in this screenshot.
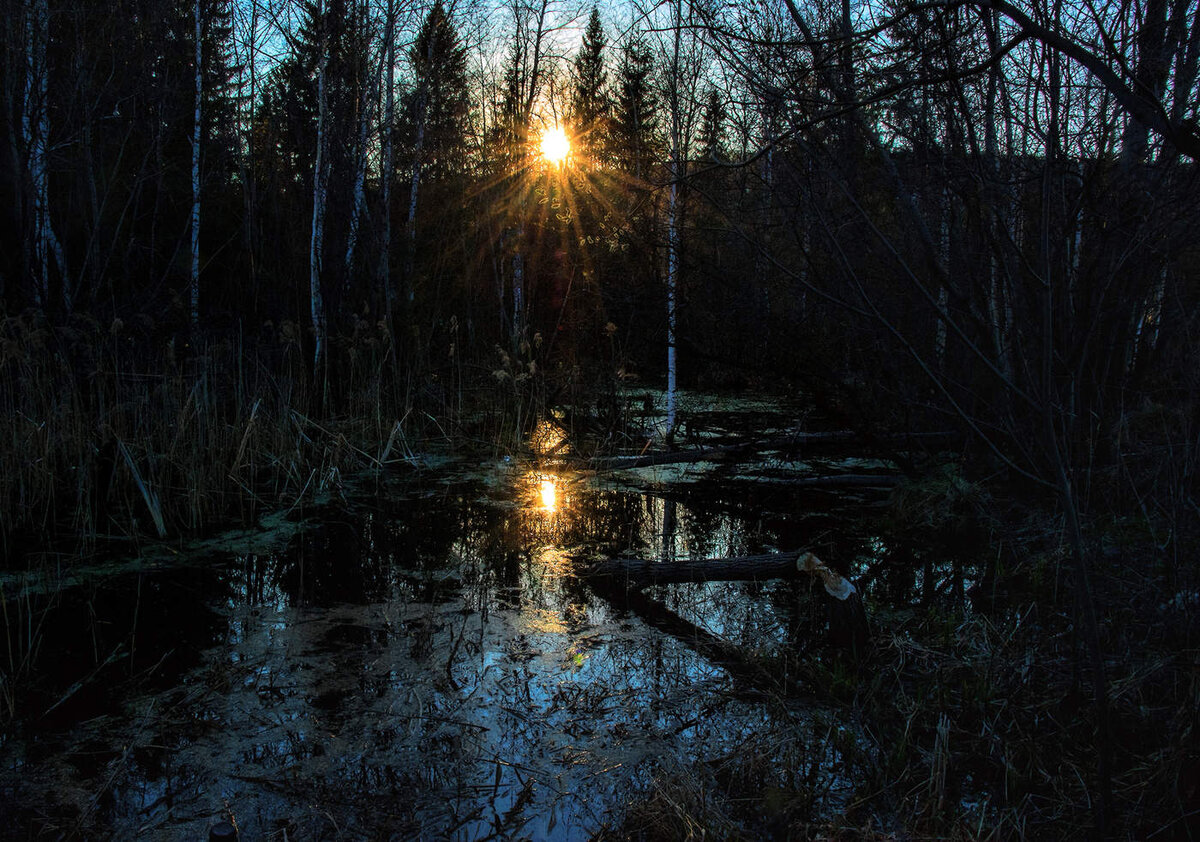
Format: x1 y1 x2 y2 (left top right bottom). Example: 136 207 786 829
15 454 894 839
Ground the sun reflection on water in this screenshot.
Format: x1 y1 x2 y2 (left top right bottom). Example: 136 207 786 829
539 477 558 513
523 469 571 545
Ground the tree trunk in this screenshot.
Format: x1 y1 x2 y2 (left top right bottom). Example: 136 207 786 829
936 187 950 372
190 0 202 332
309 23 329 379
24 0 67 310
403 92 426 314
584 551 812 585
240 0 260 309
379 0 397 349
511 228 524 347
343 0 375 294
403 11 439 317
584 550 870 651
664 0 683 437
1042 47 1112 832
1121 0 1172 166
590 430 956 470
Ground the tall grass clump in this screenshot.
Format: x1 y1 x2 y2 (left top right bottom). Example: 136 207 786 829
0 311 420 557
0 308 596 558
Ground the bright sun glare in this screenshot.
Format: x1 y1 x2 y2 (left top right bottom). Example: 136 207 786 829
540 126 570 164
538 477 558 512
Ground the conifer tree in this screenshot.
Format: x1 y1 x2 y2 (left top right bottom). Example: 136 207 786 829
610 35 659 180
399 0 470 320
697 87 727 162
569 7 608 162
406 0 470 181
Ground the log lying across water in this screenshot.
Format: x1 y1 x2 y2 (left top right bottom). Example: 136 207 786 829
590 430 957 471
585 550 855 597
584 552 803 586
583 551 870 653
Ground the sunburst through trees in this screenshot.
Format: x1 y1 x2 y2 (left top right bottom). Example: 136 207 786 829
539 126 571 165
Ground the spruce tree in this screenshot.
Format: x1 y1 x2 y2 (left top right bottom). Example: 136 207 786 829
406 0 470 180
259 0 367 189
569 8 609 162
610 36 659 180
697 88 727 162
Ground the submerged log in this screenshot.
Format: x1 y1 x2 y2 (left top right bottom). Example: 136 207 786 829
583 551 870 652
584 550 851 592
590 440 758 469
593 583 786 696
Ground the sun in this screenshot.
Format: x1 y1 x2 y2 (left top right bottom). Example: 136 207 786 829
540 126 570 165
538 476 557 512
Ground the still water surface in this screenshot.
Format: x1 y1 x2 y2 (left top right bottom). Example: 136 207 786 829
2 402 938 839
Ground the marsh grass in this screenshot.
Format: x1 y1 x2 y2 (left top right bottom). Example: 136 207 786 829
0 573 57 723
602 520 1200 840
0 312 531 555
0 311 484 722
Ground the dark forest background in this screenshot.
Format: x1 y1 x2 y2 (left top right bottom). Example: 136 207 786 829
3 0 1197 532
1 0 1199 833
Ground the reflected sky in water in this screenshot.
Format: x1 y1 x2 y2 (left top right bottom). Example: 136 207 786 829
139 461 839 840
1 405 975 839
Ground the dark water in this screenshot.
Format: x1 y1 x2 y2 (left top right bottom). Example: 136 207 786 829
0 399 973 840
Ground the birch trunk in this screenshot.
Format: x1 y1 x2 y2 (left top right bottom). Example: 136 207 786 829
310 38 329 376
982 15 1013 381
665 171 678 434
936 187 949 371
511 235 524 346
343 0 375 290
379 0 397 342
343 109 370 290
239 0 259 298
503 0 549 350
403 93 426 310
664 0 683 436
23 0 67 310
190 0 202 331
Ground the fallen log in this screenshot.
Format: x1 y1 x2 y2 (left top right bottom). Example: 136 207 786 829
589 582 786 696
584 551 802 586
591 430 956 470
589 440 758 469
779 474 901 488
583 551 850 595
583 551 869 654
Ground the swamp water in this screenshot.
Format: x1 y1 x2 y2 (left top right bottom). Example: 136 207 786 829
0 397 969 840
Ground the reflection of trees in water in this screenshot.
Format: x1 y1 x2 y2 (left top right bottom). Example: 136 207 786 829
14 466 879 839
678 501 749 561
657 580 793 650
222 472 917 675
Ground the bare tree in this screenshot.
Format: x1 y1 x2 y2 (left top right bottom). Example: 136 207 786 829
23 0 68 311
380 0 399 345
310 11 330 378
654 0 705 435
190 0 203 331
